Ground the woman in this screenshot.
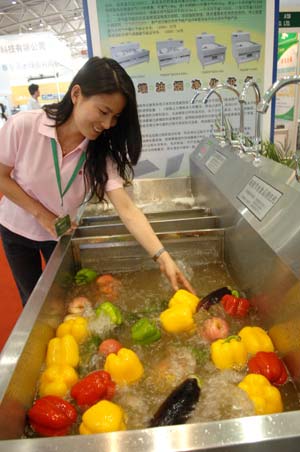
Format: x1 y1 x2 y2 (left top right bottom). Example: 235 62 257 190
0 57 194 306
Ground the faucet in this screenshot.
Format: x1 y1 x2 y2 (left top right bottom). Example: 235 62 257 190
257 75 300 113
202 77 245 150
191 87 226 144
239 76 262 163
257 75 300 179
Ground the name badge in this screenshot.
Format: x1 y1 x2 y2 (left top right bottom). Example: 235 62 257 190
55 214 71 237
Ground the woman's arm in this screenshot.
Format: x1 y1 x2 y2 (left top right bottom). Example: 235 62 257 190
106 187 195 294
0 163 59 238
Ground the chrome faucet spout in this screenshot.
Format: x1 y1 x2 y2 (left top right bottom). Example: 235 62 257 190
239 77 262 149
239 78 261 105
191 87 226 139
209 82 244 137
257 75 300 113
202 89 225 133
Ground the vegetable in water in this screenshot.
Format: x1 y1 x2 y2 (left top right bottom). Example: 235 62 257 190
221 294 250 318
190 347 210 366
149 377 201 427
39 364 78 398
96 274 121 301
75 268 98 286
95 302 123 325
168 289 200 314
79 400 126 434
197 287 231 310
99 338 123 356
160 304 195 333
238 373 283 415
104 347 144 385
210 335 248 370
28 395 77 437
46 334 79 368
56 316 89 344
248 351 288 385
238 326 274 355
131 318 161 345
71 370 115 407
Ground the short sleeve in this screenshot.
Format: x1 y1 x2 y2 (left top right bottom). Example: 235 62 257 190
0 115 20 166
105 157 124 192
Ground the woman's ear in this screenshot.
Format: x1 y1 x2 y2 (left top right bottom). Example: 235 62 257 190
70 84 82 105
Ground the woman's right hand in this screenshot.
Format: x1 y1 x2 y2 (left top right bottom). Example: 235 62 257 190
35 207 60 238
157 251 196 294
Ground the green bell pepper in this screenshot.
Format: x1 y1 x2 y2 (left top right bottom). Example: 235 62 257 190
131 318 161 345
95 302 123 325
75 268 98 285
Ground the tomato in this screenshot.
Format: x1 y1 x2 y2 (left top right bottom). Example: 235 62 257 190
98 339 123 356
96 275 121 301
96 274 115 286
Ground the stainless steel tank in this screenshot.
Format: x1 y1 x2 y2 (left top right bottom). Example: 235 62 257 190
1 145 300 451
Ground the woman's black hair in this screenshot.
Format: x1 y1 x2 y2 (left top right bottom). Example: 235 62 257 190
43 57 142 202
0 103 7 121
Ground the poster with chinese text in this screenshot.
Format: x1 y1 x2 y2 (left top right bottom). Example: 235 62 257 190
86 0 277 177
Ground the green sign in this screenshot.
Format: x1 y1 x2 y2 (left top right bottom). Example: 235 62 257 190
277 32 298 59
279 12 300 28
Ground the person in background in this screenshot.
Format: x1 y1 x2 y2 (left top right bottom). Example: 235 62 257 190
0 57 195 306
27 83 41 110
0 103 7 128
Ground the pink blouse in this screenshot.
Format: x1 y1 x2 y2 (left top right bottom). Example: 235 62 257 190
0 110 123 241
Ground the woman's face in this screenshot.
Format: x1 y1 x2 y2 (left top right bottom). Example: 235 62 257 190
71 85 127 140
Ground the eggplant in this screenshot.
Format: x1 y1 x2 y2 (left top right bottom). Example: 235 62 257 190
149 377 201 427
197 286 231 311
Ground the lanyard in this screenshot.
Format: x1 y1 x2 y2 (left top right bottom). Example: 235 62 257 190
51 138 86 206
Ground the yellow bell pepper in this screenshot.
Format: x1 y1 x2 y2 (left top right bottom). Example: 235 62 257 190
56 316 89 344
39 364 79 398
238 326 274 355
238 374 283 415
104 348 144 385
46 334 79 368
160 305 195 333
168 289 200 314
211 335 248 370
269 318 300 355
79 400 126 434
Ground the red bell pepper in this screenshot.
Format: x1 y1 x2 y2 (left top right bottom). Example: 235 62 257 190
28 395 77 437
248 351 288 385
70 370 115 407
221 294 250 317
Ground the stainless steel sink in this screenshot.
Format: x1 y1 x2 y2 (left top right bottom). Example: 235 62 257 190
1 165 300 451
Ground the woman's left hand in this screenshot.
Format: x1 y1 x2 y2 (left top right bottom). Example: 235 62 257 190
157 251 196 294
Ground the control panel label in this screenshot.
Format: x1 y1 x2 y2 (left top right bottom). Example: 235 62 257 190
237 175 282 221
205 152 227 174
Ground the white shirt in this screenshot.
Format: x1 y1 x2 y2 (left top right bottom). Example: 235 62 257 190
27 97 41 110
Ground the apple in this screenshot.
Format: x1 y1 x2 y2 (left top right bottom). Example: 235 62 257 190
201 316 229 342
67 296 91 315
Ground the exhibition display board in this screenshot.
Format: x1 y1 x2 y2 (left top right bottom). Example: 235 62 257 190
85 0 278 177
